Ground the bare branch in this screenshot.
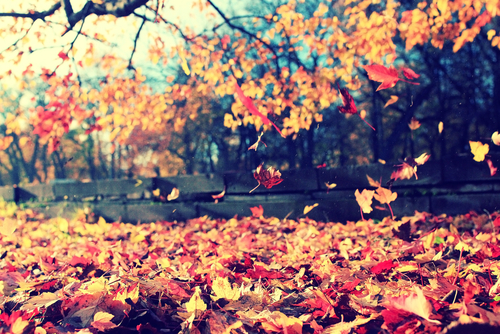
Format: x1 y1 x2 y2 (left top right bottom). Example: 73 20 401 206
128 15 147 70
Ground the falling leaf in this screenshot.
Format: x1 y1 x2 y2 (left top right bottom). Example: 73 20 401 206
250 163 283 192
221 34 230 49
212 187 226 200
355 189 374 214
487 159 497 176
91 312 117 331
374 187 397 204
337 83 375 130
304 203 319 215
325 182 337 189
366 175 381 187
414 152 430 165
135 179 143 187
492 131 500 146
401 67 420 79
248 132 267 151
234 79 284 137
408 117 421 130
386 286 441 324
250 205 264 217
378 159 386 164
152 188 160 196
438 121 444 134
364 64 419 91
469 141 489 162
384 95 399 108
167 187 179 201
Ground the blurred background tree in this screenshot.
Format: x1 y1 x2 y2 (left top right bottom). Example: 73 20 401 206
0 0 499 184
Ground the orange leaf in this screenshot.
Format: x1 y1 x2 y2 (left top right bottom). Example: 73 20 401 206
438 121 444 134
408 117 421 130
355 189 374 214
492 131 500 146
366 174 381 188
374 187 397 205
250 205 264 217
384 95 398 108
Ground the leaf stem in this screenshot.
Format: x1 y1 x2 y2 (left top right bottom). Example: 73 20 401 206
452 247 464 286
358 114 376 131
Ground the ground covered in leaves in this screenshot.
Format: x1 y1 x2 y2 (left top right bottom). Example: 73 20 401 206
1 200 500 334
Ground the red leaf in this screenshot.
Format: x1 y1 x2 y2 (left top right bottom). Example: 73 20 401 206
250 163 283 192
371 260 398 274
221 34 230 49
487 159 497 176
337 83 357 114
58 51 69 61
234 78 284 137
402 67 420 80
364 64 419 91
250 205 264 217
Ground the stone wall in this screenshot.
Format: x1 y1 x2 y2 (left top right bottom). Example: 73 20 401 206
1 156 499 223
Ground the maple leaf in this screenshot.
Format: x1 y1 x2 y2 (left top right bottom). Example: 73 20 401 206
91 312 117 332
211 276 240 301
250 205 264 217
385 286 441 324
21 292 60 311
371 260 398 274
250 163 283 193
355 189 375 219
364 64 419 91
408 117 421 130
469 141 489 162
391 153 430 181
337 83 375 130
184 287 206 318
374 187 397 219
492 131 500 146
234 79 284 137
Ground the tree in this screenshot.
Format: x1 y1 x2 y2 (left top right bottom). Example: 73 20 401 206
1 0 499 183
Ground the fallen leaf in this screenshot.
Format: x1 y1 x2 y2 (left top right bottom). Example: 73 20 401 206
212 276 240 301
386 286 441 324
91 312 117 332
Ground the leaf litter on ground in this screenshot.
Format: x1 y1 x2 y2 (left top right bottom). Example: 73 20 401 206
1 201 500 333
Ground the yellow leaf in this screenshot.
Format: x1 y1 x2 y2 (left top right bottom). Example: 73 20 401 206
91 311 117 331
438 121 444 134
135 179 143 187
355 189 374 214
303 203 319 215
0 217 17 236
153 188 160 196
487 29 496 41
373 187 397 205
397 264 419 272
492 131 500 146
167 187 179 201
384 95 398 108
469 141 489 162
212 276 240 301
325 182 337 189
185 287 206 317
